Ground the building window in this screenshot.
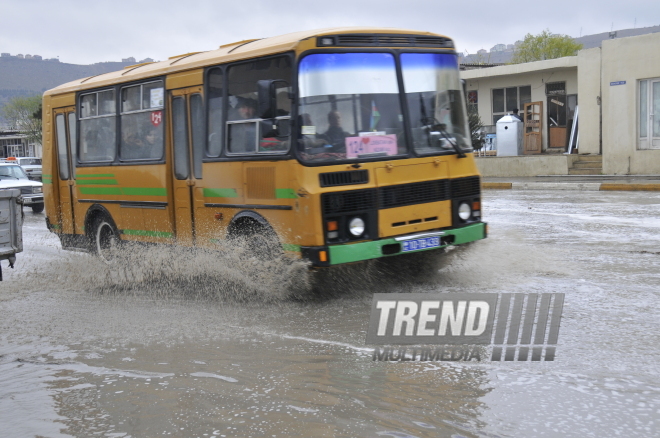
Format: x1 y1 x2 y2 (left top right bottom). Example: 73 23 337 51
467 90 478 110
492 86 531 125
639 78 660 149
546 82 567 128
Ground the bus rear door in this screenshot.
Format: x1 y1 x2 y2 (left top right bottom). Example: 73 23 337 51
53 108 79 236
170 88 205 246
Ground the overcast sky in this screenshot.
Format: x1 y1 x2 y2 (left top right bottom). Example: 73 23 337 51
3 0 659 65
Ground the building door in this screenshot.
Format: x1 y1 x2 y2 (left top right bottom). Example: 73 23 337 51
639 79 660 149
170 87 205 246
53 108 79 235
523 102 543 154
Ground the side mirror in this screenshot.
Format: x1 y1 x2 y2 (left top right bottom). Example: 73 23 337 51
260 118 291 138
257 79 290 119
257 80 275 119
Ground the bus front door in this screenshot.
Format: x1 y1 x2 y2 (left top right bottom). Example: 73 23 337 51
54 108 79 237
170 88 205 246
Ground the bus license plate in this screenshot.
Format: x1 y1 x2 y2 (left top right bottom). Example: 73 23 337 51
401 236 441 252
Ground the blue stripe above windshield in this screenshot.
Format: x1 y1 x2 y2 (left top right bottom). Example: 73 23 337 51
300 53 396 72
401 53 460 94
400 53 458 69
299 53 399 98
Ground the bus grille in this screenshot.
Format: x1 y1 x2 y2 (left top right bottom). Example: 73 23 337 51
319 170 369 187
450 176 481 199
326 34 454 49
321 177 480 216
379 180 450 209
322 189 377 214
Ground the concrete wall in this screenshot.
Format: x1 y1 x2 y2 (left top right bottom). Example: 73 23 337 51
462 58 578 152
576 48 602 155
601 33 660 174
475 155 578 177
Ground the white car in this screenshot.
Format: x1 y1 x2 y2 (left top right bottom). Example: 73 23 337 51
0 163 44 213
15 157 43 181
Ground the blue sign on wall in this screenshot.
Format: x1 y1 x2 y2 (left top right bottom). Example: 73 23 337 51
610 81 626 86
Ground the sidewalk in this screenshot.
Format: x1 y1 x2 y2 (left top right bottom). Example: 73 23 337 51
482 175 660 191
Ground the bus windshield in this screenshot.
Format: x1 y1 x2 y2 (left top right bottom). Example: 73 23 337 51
297 52 471 164
401 53 472 155
297 53 406 163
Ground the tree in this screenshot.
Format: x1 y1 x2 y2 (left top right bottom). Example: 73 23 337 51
2 95 43 145
467 105 485 151
511 30 583 64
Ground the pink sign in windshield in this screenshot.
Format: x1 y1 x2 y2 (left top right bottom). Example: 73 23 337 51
345 134 398 158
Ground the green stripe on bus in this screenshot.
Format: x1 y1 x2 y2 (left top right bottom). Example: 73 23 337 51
79 187 123 195
42 174 52 177
78 187 167 196
281 243 301 252
327 222 486 265
121 187 167 196
42 179 52 184
204 188 238 198
275 188 297 199
77 179 119 185
77 174 115 178
122 229 173 238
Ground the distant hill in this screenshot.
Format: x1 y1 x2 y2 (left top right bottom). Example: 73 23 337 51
0 57 134 126
460 24 660 65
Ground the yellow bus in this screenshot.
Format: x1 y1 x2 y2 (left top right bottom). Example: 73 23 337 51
43 27 486 267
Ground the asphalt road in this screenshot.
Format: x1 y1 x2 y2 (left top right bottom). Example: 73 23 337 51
1 190 658 438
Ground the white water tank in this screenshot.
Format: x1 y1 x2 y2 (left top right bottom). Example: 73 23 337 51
496 115 523 156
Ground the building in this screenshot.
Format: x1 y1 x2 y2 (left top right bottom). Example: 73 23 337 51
0 130 39 158
462 32 660 176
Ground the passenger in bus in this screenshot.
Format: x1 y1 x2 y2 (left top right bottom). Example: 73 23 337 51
229 99 257 153
122 127 161 159
299 113 324 150
320 111 349 152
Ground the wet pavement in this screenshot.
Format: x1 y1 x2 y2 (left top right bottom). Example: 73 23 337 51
1 189 659 438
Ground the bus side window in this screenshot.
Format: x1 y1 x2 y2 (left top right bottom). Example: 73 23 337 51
119 81 165 161
225 55 292 156
79 90 116 163
207 68 224 157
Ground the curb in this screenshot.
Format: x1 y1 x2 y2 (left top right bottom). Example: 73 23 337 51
483 182 660 191
599 183 660 191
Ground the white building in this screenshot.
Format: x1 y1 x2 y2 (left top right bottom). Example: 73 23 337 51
461 32 660 176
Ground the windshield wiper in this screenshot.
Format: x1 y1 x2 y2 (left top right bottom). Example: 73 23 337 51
421 117 466 158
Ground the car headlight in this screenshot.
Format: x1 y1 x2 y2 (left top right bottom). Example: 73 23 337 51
348 217 365 237
458 202 471 221
33 186 43 194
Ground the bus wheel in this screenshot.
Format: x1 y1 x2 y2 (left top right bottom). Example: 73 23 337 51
31 203 44 213
234 222 281 260
93 216 120 264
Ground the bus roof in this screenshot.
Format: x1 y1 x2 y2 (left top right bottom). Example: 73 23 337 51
44 27 452 96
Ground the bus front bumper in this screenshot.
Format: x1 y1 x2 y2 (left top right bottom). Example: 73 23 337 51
301 222 486 267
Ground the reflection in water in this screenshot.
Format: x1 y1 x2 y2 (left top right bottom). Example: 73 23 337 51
20 339 490 438
3 191 660 437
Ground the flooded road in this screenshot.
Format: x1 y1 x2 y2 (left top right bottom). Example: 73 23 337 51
1 190 659 438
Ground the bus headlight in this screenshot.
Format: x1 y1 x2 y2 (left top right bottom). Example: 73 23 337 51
458 202 472 221
348 217 365 237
